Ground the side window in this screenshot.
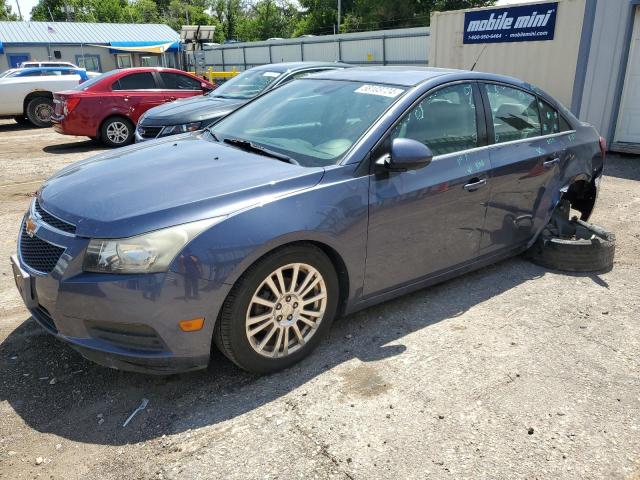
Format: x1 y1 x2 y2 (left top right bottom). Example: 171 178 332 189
160 72 201 90
112 72 156 90
538 98 561 135
483 84 541 143
391 83 479 156
559 115 572 132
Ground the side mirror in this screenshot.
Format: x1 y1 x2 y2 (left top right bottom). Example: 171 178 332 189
201 82 213 92
377 138 434 172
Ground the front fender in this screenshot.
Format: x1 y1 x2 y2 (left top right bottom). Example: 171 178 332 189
174 164 370 313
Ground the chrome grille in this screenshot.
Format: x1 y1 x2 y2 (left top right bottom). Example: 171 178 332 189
19 225 65 273
35 199 76 234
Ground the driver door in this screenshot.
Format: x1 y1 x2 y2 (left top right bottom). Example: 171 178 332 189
364 82 491 296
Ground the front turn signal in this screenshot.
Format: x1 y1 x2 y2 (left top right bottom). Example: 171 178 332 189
179 317 205 332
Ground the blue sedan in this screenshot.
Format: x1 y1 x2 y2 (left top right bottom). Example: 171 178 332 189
11 67 604 374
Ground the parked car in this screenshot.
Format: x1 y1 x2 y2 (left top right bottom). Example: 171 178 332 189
12 67 606 375
1 66 97 81
0 67 95 127
135 62 350 142
51 67 215 147
20 61 78 68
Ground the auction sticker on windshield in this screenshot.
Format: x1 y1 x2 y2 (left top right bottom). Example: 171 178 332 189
355 85 404 98
263 72 280 77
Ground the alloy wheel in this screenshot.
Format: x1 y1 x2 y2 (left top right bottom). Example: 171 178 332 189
245 263 327 358
106 121 130 144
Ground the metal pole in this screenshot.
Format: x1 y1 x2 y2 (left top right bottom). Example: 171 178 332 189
14 0 23 20
337 0 341 34
242 46 246 70
382 35 386 66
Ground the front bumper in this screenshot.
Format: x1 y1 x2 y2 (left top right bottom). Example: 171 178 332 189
11 211 229 375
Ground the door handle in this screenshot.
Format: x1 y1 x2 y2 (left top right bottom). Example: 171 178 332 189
543 157 560 168
463 178 487 191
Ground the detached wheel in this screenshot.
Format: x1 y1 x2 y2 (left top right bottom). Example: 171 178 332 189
26 97 54 127
215 245 339 373
100 117 134 147
14 115 31 126
528 219 615 272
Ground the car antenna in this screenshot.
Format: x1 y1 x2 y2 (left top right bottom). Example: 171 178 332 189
470 45 488 72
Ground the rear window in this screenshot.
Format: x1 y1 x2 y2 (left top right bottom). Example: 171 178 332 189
160 72 202 90
74 70 125 91
112 72 156 90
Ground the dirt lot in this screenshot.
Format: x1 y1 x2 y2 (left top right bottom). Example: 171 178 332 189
0 119 638 480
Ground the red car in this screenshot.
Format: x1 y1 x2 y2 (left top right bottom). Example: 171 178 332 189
51 67 214 147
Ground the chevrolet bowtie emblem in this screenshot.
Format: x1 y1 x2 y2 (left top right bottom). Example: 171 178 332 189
25 217 38 238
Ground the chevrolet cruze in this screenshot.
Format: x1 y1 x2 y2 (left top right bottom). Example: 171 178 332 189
11 67 604 374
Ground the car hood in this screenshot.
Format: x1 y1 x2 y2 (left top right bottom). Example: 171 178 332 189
140 95 247 126
38 133 325 238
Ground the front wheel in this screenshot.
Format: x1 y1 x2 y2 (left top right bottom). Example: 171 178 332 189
100 117 134 147
215 245 339 373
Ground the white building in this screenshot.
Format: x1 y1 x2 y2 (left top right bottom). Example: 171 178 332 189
0 21 182 73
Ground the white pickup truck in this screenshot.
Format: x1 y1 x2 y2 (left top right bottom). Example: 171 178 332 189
0 67 95 127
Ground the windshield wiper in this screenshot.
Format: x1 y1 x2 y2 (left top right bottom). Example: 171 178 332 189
223 137 300 165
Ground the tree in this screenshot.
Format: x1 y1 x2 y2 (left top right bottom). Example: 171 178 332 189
211 0 244 41
1 0 19 19
238 0 298 41
124 0 160 23
294 0 497 35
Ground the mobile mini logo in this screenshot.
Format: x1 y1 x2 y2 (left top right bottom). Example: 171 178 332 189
467 9 555 33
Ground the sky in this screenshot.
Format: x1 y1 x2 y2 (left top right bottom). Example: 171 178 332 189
13 0 532 22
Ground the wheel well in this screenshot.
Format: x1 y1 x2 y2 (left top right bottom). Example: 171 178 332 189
23 91 53 114
562 179 598 221
304 240 350 318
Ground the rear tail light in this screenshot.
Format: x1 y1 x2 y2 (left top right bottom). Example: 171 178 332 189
64 98 81 116
599 136 607 159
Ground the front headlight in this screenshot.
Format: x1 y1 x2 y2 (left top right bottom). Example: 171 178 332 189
83 217 225 274
162 122 202 136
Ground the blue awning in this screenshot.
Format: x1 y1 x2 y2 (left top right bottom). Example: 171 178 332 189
108 41 180 54
0 41 4 54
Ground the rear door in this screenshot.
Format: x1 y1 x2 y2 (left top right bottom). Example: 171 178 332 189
479 82 566 254
111 71 166 123
364 82 491 296
157 72 206 101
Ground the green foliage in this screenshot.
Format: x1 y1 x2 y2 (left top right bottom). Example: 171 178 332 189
1 0 19 19
25 0 497 41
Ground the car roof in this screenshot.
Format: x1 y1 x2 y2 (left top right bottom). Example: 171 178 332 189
251 61 351 73
309 66 530 89
19 66 83 72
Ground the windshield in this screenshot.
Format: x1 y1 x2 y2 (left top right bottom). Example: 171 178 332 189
0 69 18 78
210 69 282 100
212 79 406 167
72 70 115 91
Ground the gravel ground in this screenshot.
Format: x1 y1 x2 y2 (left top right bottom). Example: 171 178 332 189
0 120 638 480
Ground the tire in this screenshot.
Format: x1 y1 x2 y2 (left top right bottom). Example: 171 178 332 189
25 97 54 128
215 244 339 373
100 117 134 147
527 219 615 273
14 115 31 126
